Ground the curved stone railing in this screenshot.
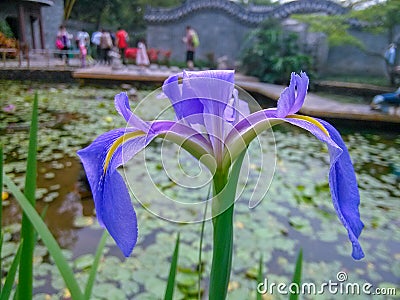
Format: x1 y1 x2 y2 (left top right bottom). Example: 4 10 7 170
144 0 348 25
25 0 54 6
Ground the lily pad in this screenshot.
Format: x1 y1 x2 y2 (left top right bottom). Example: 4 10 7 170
74 254 94 271
73 216 94 228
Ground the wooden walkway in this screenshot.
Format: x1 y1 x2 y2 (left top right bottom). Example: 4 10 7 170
236 80 400 124
1 55 398 125
73 65 175 83
73 65 400 124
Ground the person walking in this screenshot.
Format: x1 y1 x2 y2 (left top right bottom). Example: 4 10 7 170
136 38 150 71
385 43 397 85
116 27 129 65
91 30 102 61
100 29 113 65
78 41 87 68
182 25 199 70
385 43 397 66
76 29 89 50
76 29 90 66
57 25 72 65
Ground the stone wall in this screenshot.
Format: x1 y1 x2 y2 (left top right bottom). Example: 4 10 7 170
42 0 64 49
145 0 348 68
147 12 251 67
321 27 400 76
145 0 398 77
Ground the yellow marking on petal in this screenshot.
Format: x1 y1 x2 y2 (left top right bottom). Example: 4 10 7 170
103 131 145 173
287 114 330 137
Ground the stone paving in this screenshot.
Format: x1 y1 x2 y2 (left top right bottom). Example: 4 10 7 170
1 55 399 124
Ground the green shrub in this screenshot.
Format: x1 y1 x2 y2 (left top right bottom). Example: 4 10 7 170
0 20 14 38
240 20 314 84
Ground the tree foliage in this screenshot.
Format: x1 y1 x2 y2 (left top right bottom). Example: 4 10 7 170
240 20 313 84
293 0 400 48
68 0 182 31
350 0 400 41
293 14 364 48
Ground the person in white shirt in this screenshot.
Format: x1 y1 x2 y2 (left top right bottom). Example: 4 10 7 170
91 30 102 60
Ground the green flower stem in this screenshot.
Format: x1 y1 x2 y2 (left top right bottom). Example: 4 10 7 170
209 150 246 300
209 169 231 300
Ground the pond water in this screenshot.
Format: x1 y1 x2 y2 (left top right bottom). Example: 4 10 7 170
1 80 399 299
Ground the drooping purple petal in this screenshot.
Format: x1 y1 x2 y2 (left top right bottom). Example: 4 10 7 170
318 119 365 260
269 115 364 260
228 108 364 259
77 128 144 256
77 116 216 257
115 93 149 131
101 167 138 257
276 72 309 118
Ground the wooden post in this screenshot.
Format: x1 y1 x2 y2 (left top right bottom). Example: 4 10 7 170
18 4 27 54
30 16 37 50
2 51 6 67
38 15 45 49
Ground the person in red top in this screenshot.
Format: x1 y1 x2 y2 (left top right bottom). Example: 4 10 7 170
116 27 129 65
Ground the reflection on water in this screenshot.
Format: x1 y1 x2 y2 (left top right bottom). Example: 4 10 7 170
3 158 95 250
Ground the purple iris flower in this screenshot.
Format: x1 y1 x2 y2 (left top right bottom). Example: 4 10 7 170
77 70 364 259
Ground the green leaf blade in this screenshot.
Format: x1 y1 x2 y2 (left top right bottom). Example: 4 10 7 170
256 255 263 300
84 230 108 300
18 93 39 300
164 233 180 300
1 240 23 300
289 248 303 300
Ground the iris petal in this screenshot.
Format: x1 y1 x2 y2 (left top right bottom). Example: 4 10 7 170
271 114 365 260
183 70 235 115
162 73 203 122
224 89 250 124
149 120 213 157
115 93 149 131
77 128 144 256
277 72 309 117
292 72 309 113
101 168 138 257
182 70 235 159
227 108 364 259
78 118 215 256
318 119 365 260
